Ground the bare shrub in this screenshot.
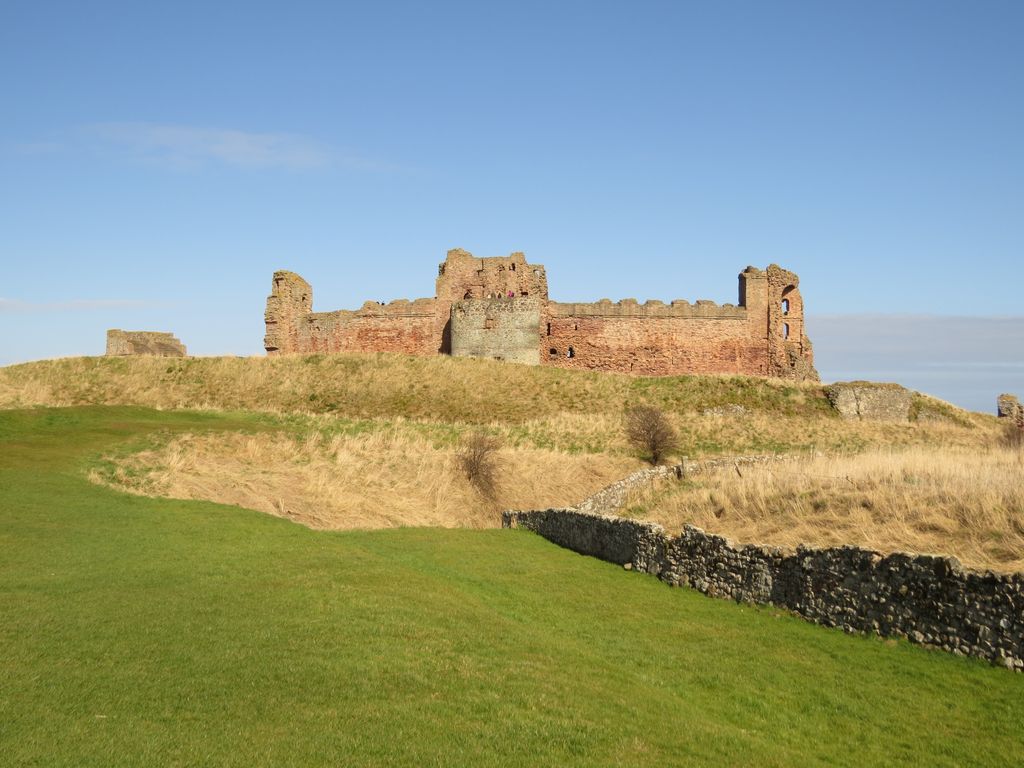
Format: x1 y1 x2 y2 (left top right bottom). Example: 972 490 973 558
458 431 502 500
625 405 679 465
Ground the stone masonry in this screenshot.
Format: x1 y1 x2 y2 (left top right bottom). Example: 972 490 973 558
825 382 912 421
106 329 187 357
998 393 1022 421
264 248 818 381
502 464 1024 670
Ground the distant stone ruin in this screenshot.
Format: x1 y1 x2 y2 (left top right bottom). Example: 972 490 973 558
826 382 912 421
264 248 818 380
998 393 1022 422
106 329 187 357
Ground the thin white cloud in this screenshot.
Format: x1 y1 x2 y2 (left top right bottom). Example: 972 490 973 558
83 122 393 171
0 298 168 313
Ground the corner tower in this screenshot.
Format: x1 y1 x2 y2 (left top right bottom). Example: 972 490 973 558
264 271 312 355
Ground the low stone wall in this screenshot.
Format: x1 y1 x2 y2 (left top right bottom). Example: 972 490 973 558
503 503 1024 670
576 464 681 515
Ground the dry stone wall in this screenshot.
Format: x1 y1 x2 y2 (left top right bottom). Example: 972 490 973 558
503 466 1024 670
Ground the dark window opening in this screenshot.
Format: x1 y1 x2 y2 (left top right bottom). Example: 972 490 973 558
549 348 557 356
464 290 472 299
546 322 551 336
567 346 575 358
521 291 529 297
510 263 516 271
574 323 578 331
783 322 790 340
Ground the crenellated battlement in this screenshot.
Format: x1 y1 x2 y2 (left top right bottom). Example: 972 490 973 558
549 299 747 319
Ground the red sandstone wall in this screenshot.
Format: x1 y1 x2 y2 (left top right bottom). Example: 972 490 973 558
263 253 817 381
542 315 767 376
297 302 438 355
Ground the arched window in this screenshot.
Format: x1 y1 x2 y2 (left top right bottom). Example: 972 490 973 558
567 346 575 358
783 322 790 340
781 298 790 315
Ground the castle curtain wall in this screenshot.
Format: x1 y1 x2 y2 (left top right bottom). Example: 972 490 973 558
264 251 817 381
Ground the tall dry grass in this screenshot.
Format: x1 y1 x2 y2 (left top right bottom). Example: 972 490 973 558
93 427 638 530
626 446 1024 572
0 354 831 420
1 355 998 456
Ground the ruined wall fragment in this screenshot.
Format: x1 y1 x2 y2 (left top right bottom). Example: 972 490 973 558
826 382 912 421
997 393 1022 420
106 329 186 357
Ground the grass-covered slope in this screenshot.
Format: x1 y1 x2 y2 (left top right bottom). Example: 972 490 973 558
0 354 997 456
2 407 1022 767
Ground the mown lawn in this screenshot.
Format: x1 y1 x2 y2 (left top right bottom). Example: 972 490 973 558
1 407 1021 767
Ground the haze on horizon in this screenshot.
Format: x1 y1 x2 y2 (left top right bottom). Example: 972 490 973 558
1 1 1021 414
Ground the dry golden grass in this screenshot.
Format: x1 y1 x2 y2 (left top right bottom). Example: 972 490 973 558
93 427 638 530
1 354 999 457
0 353 834 422
625 446 1024 572
9 354 1014 565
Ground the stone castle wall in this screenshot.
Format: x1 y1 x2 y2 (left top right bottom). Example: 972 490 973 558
450 298 541 364
106 329 187 357
264 249 817 380
503 494 1024 670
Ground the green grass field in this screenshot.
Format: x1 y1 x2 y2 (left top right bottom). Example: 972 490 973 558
2 407 1022 767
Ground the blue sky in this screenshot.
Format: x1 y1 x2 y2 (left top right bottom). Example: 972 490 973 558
1 0 1021 412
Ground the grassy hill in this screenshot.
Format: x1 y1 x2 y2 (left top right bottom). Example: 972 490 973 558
2 406 1022 767
0 353 996 456
3 354 1016 568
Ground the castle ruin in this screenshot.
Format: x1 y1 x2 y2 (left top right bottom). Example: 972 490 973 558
264 248 817 380
106 329 187 357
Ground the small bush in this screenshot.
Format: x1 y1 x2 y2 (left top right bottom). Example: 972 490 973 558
458 431 501 499
625 405 679 465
